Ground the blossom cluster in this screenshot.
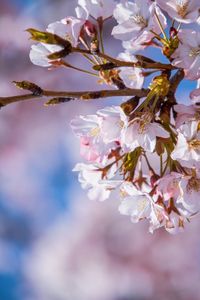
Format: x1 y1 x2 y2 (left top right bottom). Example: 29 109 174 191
27 0 200 234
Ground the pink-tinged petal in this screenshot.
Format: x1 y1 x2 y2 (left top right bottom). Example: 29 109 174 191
190 83 200 102
80 137 100 162
156 0 200 23
150 123 169 139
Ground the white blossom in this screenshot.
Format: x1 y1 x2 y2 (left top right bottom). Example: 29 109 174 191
118 182 152 223
121 112 169 152
73 163 121 201
190 79 200 102
177 175 200 213
171 121 200 168
30 17 84 67
97 106 126 144
112 0 167 43
156 0 200 23
76 0 116 20
172 30 200 80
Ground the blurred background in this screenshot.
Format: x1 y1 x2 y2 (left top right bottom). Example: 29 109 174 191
0 1 200 299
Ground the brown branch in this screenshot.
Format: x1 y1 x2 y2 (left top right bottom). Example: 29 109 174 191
0 87 149 107
72 47 176 70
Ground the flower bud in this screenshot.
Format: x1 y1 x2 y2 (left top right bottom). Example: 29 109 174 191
84 21 97 38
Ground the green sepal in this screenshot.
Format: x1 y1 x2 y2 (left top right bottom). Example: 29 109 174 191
26 28 72 50
13 81 43 96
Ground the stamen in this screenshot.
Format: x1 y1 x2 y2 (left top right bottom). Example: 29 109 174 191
186 177 200 193
137 198 148 212
134 111 153 134
176 1 189 18
189 48 200 58
131 14 147 28
90 127 100 137
188 139 200 150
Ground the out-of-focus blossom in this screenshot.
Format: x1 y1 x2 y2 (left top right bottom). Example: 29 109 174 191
24 197 200 300
172 30 200 80
156 0 200 23
112 0 167 43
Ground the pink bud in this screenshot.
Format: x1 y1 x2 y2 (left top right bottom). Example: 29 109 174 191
170 27 178 38
84 21 97 37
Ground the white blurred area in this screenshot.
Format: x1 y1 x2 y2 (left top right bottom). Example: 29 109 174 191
0 1 200 299
25 198 200 300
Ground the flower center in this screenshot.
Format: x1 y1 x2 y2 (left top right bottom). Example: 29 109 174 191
137 198 148 213
135 111 153 134
187 177 200 193
195 111 200 120
188 139 200 150
118 120 125 129
90 126 100 137
131 14 147 28
176 1 189 18
189 48 200 58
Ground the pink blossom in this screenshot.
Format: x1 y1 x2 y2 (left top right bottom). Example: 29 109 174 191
156 0 200 23
178 174 200 213
171 121 200 168
172 29 200 80
30 17 85 67
121 112 169 152
174 104 200 128
190 79 200 102
73 163 122 201
76 0 116 20
112 0 167 43
156 172 182 201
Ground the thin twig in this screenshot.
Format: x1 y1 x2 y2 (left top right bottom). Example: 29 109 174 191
0 87 149 107
72 47 176 70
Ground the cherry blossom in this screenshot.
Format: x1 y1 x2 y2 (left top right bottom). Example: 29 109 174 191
172 29 200 80
71 114 106 162
121 111 169 152
30 17 84 67
112 0 167 43
117 52 145 89
178 174 200 213
4 0 200 235
156 0 200 24
73 163 122 201
171 121 200 168
97 106 126 144
190 79 200 102
174 104 200 128
75 0 116 20
118 182 152 223
156 172 182 201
